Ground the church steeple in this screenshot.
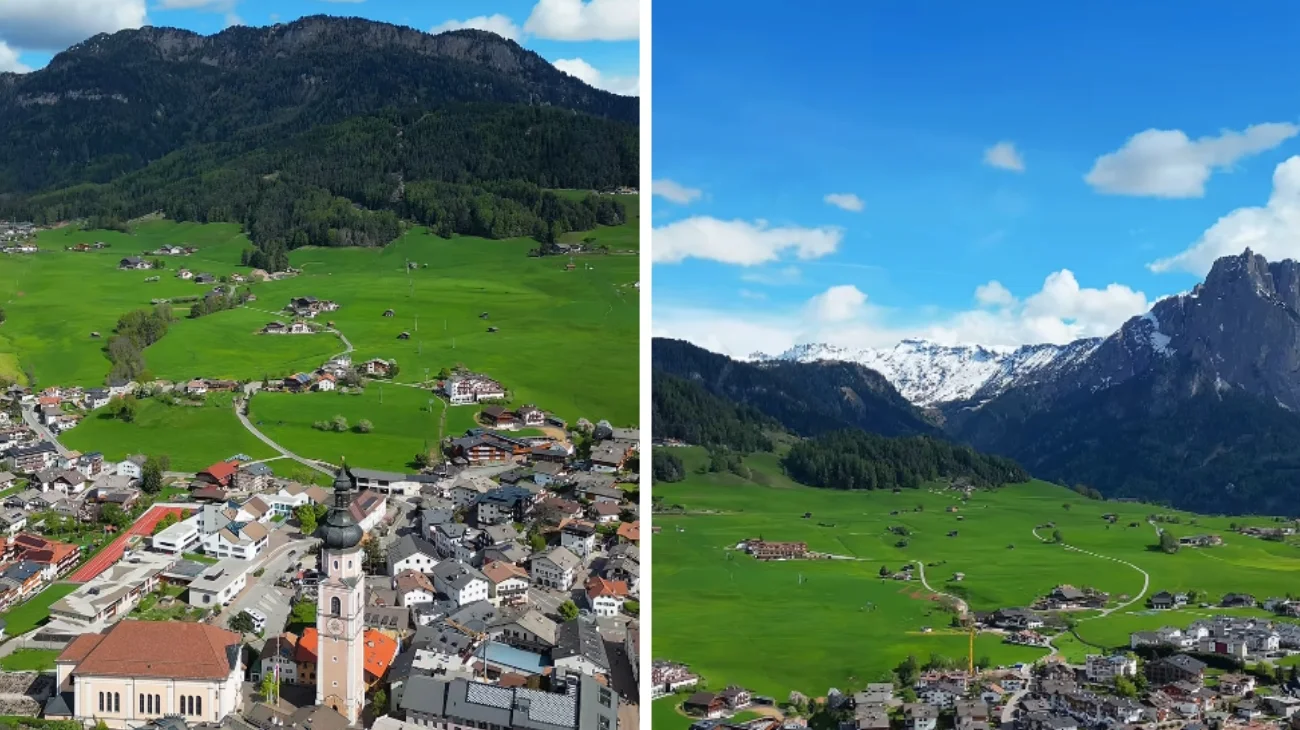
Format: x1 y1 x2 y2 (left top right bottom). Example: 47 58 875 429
317 458 363 551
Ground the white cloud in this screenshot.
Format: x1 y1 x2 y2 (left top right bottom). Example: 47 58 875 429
809 285 868 322
739 289 767 301
430 14 521 41
0 42 32 73
0 0 146 50
983 141 1025 172
1149 155 1300 274
656 271 1150 356
653 217 843 267
524 0 638 41
553 57 638 96
1086 123 1299 198
740 266 803 286
652 179 702 205
974 280 1014 308
824 193 865 212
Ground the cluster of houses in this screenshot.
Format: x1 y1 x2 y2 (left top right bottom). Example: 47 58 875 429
67 242 110 252
262 354 399 393
1031 585 1109 611
285 296 339 319
1 221 36 253
151 244 198 256
739 539 810 561
261 320 314 335
175 268 226 284
1130 612 1300 660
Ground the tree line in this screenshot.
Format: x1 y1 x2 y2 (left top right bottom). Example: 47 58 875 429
106 304 175 383
782 429 1030 491
651 371 777 453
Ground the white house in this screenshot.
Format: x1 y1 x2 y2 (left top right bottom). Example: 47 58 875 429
387 534 439 576
394 570 436 608
449 474 495 507
151 514 202 555
314 375 337 392
199 516 269 561
434 522 477 563
584 577 627 617
1085 654 1137 683
258 634 298 685
531 547 581 590
115 455 147 480
482 561 531 607
186 558 252 609
430 561 490 607
560 522 597 559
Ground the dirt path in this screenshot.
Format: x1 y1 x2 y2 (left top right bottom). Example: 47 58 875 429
912 560 968 617
1030 526 1150 619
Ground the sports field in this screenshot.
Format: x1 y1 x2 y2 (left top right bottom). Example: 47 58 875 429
653 447 1300 698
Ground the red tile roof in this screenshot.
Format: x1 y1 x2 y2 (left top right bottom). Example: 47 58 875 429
617 521 640 542
199 460 239 486
58 621 240 680
295 628 397 680
586 576 629 599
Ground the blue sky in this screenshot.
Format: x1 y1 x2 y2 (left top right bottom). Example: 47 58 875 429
0 0 638 95
651 0 1300 357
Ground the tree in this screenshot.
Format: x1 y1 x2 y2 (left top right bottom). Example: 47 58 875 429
331 414 349 432
100 504 130 529
0 305 6 324
152 513 178 535
1159 530 1180 554
260 672 279 702
437 367 451 379
363 538 386 574
558 600 580 621
1114 676 1138 698
879 565 890 577
228 612 256 634
296 504 319 535
371 688 387 712
141 456 166 494
528 532 546 553
355 419 373 433
1052 529 1064 544
108 394 139 422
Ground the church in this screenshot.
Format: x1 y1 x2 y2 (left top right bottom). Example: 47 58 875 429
311 461 370 726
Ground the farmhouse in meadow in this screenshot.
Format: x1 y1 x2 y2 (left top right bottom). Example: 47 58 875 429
118 257 150 270
442 373 507 405
741 539 809 561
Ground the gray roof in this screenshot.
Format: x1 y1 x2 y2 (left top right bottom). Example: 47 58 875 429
241 462 274 477
537 546 582 572
389 534 439 566
352 467 408 482
401 674 617 730
553 619 609 672
422 508 455 529
491 607 559 647
431 561 489 592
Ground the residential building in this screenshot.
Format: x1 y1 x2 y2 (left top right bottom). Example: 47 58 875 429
399 674 618 730
476 486 534 525
186 559 252 609
552 619 609 676
585 577 628 617
115 455 146 480
347 489 388 533
1146 655 1207 686
1086 654 1137 683
393 571 436 608
442 375 507 405
482 561 530 607
387 534 440 576
430 561 490 607
532 547 581 590
489 608 557 653
234 463 274 492
561 522 598 559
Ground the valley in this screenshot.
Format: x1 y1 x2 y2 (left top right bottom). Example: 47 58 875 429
653 447 1300 705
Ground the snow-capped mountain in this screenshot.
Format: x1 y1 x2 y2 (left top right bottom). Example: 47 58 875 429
758 338 1102 407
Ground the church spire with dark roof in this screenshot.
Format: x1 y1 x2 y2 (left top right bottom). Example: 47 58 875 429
317 458 362 551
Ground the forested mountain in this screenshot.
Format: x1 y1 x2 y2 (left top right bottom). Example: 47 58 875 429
0 17 635 193
0 17 638 267
652 338 938 439
783 430 1029 491
651 370 778 452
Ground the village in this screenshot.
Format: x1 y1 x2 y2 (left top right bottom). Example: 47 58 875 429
0 310 642 730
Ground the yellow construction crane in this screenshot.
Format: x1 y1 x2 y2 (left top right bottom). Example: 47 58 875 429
968 625 975 675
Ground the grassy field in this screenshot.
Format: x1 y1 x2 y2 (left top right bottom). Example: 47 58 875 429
61 392 276 471
653 447 1300 698
249 386 446 471
0 649 60 671
9 205 636 460
0 583 78 636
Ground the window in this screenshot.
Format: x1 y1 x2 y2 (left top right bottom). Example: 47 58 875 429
99 693 104 712
347 560 353 569
140 695 145 713
155 694 161 714
114 692 121 713
333 560 339 570
331 596 341 614
196 697 202 717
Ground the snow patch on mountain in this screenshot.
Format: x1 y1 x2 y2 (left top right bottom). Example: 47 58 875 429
764 338 1102 406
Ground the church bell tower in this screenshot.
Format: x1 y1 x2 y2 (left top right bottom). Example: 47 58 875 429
314 461 366 725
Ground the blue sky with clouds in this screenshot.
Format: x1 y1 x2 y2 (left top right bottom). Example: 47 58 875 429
0 0 638 96
651 0 1300 357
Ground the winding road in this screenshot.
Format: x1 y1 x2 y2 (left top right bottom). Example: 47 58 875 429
1030 526 1151 618
913 560 969 617
232 397 333 476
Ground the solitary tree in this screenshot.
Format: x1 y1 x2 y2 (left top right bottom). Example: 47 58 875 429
355 419 374 433
260 672 279 702
228 612 255 634
558 600 580 621
296 504 319 536
1158 531 1180 554
1052 529 1065 544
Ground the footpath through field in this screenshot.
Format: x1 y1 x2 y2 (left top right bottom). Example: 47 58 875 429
1030 526 1151 618
68 505 184 582
912 560 969 617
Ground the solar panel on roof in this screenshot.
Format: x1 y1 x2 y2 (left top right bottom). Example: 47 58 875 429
466 683 513 709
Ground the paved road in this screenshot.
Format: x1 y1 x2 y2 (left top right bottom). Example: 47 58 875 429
1000 689 1028 724
218 534 317 649
232 398 334 476
21 406 70 456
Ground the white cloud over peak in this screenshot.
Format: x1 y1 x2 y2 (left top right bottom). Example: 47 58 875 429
1086 123 1299 198
524 0 637 41
1149 155 1300 275
983 141 1025 172
824 193 865 212
809 285 868 322
655 272 1150 357
553 58 638 96
652 217 843 267
974 280 1014 307
0 42 32 73
430 14 520 41
0 0 146 50
652 179 702 205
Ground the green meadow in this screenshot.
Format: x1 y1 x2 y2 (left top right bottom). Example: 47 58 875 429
61 392 277 471
249 386 446 471
653 447 1300 698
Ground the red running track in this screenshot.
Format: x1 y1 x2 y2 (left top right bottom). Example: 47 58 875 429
67 505 185 582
